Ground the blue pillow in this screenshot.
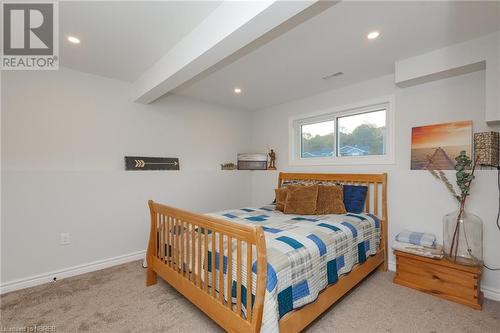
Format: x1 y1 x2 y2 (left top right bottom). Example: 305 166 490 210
343 185 368 214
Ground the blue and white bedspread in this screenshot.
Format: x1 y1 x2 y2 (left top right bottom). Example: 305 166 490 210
206 205 381 333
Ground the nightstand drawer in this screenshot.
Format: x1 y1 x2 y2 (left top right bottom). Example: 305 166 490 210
393 251 483 309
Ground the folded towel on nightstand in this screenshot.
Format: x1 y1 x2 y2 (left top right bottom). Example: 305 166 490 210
392 240 444 259
395 230 437 248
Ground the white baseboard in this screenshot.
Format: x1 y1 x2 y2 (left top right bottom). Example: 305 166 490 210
387 260 500 301
0 250 146 295
482 286 500 301
388 260 396 272
2 252 499 302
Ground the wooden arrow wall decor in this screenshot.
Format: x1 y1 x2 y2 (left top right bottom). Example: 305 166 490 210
125 156 180 171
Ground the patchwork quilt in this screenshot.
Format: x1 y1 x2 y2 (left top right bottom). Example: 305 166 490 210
204 205 381 333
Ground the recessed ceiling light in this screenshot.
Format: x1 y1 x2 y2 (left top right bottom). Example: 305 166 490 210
367 31 380 40
234 88 242 94
67 36 80 44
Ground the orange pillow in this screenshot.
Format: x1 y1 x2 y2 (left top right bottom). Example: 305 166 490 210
284 185 318 215
274 187 288 212
315 185 346 215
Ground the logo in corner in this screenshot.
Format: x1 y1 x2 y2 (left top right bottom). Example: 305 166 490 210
1 1 59 70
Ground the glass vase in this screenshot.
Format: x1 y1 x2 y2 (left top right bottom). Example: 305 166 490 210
443 205 483 266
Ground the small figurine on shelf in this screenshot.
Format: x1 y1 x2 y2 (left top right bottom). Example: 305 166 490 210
268 149 277 170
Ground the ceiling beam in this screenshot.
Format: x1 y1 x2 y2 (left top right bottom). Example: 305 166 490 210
133 0 322 104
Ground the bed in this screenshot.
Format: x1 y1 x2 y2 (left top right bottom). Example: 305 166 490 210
146 172 388 333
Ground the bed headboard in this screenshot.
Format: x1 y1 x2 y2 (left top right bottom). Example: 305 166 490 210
278 172 388 271
278 172 387 217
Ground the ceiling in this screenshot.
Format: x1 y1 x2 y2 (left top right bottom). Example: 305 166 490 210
59 1 222 82
174 1 500 111
58 1 500 110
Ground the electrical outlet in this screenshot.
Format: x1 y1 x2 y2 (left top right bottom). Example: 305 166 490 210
60 233 70 245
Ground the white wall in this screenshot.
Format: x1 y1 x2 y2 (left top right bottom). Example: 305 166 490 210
395 31 500 123
2 52 500 301
1 68 252 286
250 70 500 298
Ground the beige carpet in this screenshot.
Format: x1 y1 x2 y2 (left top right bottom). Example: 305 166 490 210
1 261 499 332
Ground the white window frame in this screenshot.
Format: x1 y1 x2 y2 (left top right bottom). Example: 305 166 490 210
289 95 395 166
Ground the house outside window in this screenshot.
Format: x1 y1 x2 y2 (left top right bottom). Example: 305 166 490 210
289 96 395 165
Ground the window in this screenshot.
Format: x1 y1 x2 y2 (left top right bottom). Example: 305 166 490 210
290 97 394 165
301 120 335 158
337 110 386 156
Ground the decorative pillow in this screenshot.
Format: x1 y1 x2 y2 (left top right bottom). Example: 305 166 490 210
274 187 288 212
316 185 346 215
343 185 368 214
284 185 319 215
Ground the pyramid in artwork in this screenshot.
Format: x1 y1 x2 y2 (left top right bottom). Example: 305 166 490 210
425 147 455 170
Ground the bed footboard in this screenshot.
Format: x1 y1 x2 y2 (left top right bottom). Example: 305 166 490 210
146 200 267 333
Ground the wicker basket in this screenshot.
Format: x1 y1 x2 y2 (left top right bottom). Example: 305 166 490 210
474 131 499 166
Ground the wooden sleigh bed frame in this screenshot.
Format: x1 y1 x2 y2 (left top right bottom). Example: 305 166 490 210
146 172 388 333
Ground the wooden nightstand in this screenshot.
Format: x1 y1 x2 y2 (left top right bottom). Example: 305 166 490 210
393 250 483 309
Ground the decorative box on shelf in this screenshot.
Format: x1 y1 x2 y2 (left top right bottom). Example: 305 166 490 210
237 153 268 170
393 250 483 310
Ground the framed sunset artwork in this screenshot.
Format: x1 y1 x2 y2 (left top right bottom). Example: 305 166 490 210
411 120 472 170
